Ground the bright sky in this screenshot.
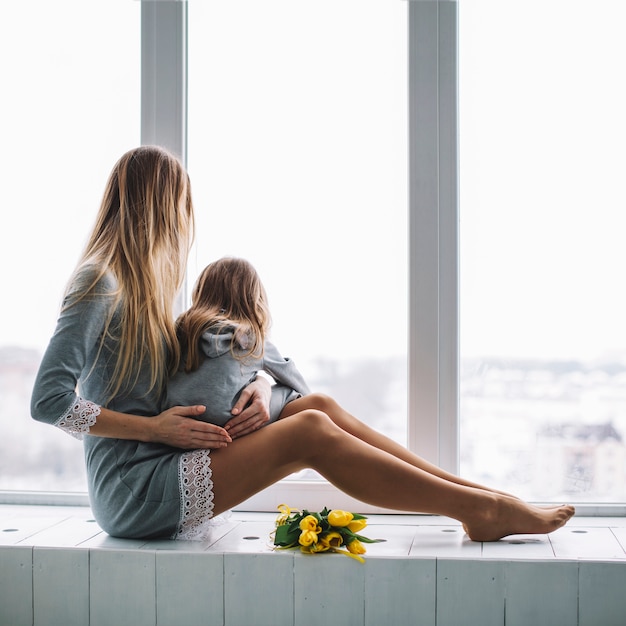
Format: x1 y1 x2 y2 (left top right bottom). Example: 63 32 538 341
2 0 625 367
0 0 140 351
459 0 626 361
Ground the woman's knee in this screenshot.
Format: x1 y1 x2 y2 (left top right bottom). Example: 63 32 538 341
304 392 338 413
282 408 345 447
291 407 334 429
282 409 346 463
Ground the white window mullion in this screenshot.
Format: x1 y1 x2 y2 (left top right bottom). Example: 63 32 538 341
141 0 187 163
141 0 188 311
407 0 459 474
437 0 460 475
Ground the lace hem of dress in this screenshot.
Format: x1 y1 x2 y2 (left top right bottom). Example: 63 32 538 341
174 449 216 541
54 397 101 440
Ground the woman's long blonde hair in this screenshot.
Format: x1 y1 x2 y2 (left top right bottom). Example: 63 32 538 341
68 145 195 400
177 257 271 372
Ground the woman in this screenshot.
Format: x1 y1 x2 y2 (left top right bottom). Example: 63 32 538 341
31 146 574 542
30 146 270 540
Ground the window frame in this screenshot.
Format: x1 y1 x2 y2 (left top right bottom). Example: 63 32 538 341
3 0 622 515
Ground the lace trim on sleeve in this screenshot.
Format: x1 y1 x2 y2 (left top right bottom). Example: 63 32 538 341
174 449 215 541
54 397 101 440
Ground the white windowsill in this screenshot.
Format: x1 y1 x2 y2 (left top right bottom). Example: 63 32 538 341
1 502 625 560
2 502 625 625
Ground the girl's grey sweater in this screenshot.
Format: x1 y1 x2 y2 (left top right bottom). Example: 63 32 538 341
165 323 310 426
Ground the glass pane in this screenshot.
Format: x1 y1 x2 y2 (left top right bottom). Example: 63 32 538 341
460 0 626 502
188 0 408 472
0 1 140 491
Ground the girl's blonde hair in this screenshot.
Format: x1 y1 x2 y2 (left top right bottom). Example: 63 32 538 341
177 257 271 372
67 145 195 400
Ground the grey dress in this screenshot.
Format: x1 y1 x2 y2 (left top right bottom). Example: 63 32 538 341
166 323 310 425
30 268 214 540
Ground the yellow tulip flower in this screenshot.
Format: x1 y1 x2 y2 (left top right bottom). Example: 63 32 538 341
327 510 354 527
299 529 319 547
299 515 321 533
320 531 344 549
347 539 366 555
347 518 368 533
308 541 330 553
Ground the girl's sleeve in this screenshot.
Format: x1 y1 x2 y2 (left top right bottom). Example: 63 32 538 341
30 273 113 438
261 340 311 396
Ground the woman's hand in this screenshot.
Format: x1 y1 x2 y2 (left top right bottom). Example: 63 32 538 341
152 405 233 449
225 377 272 438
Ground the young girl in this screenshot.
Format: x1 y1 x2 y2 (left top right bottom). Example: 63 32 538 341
166 257 310 426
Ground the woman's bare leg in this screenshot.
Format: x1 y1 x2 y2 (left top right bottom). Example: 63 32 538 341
279 394 517 498
210 409 574 542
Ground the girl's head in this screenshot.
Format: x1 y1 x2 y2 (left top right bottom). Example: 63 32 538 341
178 257 271 371
74 146 195 398
192 257 270 330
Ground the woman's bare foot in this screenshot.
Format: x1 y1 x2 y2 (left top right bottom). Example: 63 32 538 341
462 495 575 542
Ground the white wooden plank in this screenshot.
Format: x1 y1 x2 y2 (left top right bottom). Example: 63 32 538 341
24 515 102 547
410 524 481 557
437 559 505 626
205 521 274 554
0 504 18 526
567 516 626 528
609 526 626 554
0 546 33 626
225 552 294 626
482 534 554 559
142 538 209 552
156 552 224 626
0 515 69 545
143 519 239 552
504 560 578 626
294 551 365 626
364 557 436 626
90 548 156 626
357 524 416 557
550 526 626 560
579 561 626 626
79 533 147 550
33 546 89 626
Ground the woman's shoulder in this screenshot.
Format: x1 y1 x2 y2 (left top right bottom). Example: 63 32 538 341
67 264 118 299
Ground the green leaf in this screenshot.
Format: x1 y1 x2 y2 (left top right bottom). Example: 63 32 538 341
274 524 299 547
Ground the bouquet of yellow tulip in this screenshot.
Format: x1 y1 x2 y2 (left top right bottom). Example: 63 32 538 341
273 504 384 563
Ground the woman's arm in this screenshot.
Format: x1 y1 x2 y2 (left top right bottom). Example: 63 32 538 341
32 269 235 449
224 341 309 439
224 376 272 438
88 404 233 449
